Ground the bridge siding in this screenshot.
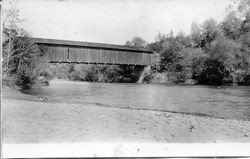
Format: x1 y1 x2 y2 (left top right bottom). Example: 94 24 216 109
36 38 153 66
40 45 152 65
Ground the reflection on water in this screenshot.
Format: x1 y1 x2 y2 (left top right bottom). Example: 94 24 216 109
21 80 250 120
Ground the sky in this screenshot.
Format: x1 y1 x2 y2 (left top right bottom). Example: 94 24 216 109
3 0 234 45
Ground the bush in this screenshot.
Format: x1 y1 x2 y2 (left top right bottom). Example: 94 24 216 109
3 36 45 88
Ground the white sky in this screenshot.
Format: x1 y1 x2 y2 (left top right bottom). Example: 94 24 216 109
4 0 233 45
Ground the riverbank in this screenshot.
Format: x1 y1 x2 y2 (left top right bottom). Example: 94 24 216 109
2 86 250 143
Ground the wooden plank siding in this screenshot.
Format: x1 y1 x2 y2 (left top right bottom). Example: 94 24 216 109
34 38 153 66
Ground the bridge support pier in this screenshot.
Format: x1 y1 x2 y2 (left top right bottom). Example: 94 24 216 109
136 65 151 84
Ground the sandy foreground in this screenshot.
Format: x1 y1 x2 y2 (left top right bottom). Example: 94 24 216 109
2 86 250 143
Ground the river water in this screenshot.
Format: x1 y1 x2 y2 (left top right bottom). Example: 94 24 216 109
21 80 250 120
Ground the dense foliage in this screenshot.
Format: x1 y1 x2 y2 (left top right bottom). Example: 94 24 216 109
2 9 45 88
145 0 250 85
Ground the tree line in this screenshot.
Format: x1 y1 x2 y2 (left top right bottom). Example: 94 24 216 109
139 0 250 85
2 0 250 88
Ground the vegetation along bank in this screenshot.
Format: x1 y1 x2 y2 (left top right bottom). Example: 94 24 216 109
2 0 250 88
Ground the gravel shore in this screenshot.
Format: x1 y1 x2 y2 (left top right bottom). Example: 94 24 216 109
2 86 250 143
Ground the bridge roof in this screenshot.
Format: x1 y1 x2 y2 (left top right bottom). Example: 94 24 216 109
32 38 153 53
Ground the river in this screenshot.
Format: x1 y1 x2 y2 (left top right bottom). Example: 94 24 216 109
21 80 250 120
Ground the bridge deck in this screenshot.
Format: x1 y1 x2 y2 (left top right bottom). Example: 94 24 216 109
33 38 153 66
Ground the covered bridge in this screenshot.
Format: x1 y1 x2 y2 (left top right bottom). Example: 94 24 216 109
33 38 153 66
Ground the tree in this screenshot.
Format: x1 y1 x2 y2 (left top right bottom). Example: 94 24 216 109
155 32 166 42
159 34 184 72
180 47 207 82
237 0 250 17
209 36 243 84
191 22 203 47
232 0 250 84
200 18 221 50
125 37 147 48
175 32 192 47
2 8 45 88
221 11 242 40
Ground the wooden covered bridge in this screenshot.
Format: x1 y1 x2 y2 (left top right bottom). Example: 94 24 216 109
33 38 153 66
